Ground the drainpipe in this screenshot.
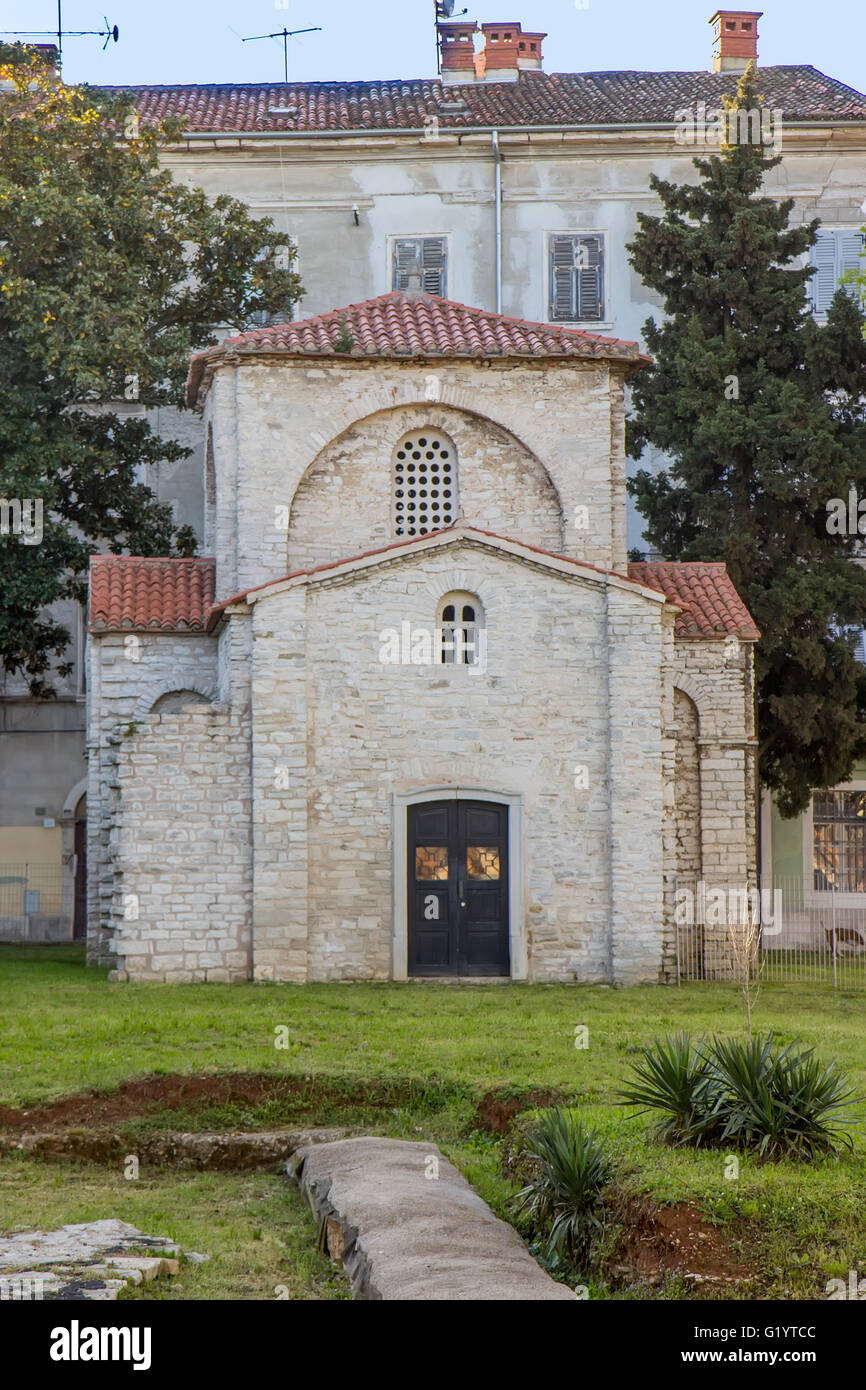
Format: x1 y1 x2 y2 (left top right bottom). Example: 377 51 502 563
491 129 502 313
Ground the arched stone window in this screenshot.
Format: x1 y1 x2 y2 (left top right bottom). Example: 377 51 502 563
393 429 457 538
437 591 485 666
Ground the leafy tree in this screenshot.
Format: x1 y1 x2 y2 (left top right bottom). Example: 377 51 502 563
0 44 302 693
627 65 866 817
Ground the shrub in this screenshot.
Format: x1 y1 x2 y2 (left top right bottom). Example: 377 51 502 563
512 1107 613 1261
621 1032 861 1161
617 1032 726 1147
709 1035 860 1161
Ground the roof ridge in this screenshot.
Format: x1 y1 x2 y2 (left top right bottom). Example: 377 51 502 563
186 292 650 404
222 291 625 349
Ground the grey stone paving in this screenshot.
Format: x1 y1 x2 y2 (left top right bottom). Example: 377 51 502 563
0 1219 201 1300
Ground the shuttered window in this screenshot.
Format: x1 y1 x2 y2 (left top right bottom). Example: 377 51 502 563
810 229 865 315
392 237 448 296
549 234 605 321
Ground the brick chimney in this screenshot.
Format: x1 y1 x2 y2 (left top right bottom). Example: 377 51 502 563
437 20 480 85
475 23 523 83
516 30 546 72
710 11 762 73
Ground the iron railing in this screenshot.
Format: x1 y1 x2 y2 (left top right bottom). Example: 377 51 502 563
674 876 866 990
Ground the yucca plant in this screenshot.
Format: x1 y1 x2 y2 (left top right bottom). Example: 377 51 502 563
710 1034 860 1160
512 1108 613 1261
618 1032 726 1147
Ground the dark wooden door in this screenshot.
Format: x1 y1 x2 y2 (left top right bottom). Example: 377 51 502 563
408 801 509 977
73 819 87 940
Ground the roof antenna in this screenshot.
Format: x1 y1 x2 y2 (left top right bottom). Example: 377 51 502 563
434 0 468 76
242 25 323 84
0 5 119 64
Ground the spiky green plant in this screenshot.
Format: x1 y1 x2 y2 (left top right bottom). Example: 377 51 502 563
512 1108 613 1261
617 1032 726 1147
710 1034 860 1160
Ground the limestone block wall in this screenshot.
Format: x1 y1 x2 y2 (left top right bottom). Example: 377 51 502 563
605 580 666 985
203 359 630 600
663 635 759 975
86 630 219 968
287 404 563 571
245 539 667 984
106 704 252 983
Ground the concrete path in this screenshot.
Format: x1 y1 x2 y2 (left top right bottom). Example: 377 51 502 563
292 1136 575 1301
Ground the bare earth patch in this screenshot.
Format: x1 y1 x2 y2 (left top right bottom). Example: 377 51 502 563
0 1072 426 1133
608 1196 750 1287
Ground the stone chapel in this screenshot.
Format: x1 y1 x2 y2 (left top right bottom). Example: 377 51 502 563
86 291 759 985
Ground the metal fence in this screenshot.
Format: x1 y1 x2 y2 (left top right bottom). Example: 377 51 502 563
674 876 866 990
0 863 64 939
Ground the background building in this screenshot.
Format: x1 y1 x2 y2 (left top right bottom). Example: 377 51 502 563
2 8 865 942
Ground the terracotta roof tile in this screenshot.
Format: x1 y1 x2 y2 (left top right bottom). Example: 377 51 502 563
628 560 759 640
87 552 758 642
106 67 866 134
89 556 216 633
186 291 649 403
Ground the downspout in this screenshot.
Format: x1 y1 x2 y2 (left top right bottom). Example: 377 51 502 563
491 129 502 313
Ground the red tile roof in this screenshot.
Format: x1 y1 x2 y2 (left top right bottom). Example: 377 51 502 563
88 550 758 642
89 556 216 632
107 67 866 134
186 291 649 403
629 561 760 640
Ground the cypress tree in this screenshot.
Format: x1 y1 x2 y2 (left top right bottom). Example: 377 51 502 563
627 65 866 817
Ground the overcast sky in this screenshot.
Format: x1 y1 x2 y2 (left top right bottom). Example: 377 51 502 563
1 1 863 93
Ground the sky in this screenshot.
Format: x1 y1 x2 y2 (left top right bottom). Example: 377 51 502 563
0 0 863 92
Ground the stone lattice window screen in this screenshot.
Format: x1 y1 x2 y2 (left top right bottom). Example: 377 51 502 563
393 430 457 538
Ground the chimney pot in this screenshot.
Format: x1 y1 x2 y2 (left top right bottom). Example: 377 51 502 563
475 22 545 82
709 10 762 73
437 20 480 86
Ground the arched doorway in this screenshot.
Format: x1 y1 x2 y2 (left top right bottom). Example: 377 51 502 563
407 799 509 977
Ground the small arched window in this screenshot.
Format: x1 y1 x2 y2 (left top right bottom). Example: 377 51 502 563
393 429 457 538
437 591 485 667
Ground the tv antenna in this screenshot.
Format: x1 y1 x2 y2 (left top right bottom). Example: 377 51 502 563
0 5 119 62
242 25 322 84
434 0 469 76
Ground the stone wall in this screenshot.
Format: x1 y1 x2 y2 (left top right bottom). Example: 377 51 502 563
204 359 630 599
244 537 667 984
86 631 219 969
662 636 758 978
106 704 252 983
287 404 563 571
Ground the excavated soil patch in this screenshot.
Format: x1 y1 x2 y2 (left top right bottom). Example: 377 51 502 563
0 1073 448 1135
473 1088 566 1133
608 1196 750 1287
0 1127 346 1170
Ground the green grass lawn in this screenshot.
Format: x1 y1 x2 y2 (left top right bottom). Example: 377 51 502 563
0 1157 350 1301
1 943 865 1300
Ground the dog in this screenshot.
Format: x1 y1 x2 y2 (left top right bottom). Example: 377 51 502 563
824 925 866 956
